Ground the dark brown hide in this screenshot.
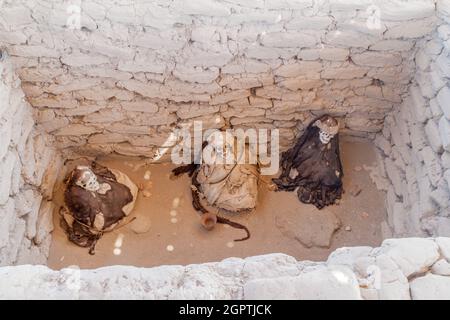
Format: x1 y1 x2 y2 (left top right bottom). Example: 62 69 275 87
273 116 344 209
62 162 133 254
64 176 132 229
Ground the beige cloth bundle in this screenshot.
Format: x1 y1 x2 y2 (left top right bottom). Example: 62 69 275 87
196 133 259 212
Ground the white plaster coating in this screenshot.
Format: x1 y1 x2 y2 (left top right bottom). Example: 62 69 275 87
0 237 448 300
0 54 61 266
371 2 450 237
0 0 441 158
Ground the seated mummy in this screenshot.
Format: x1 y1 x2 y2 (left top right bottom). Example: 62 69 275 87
197 131 259 213
273 115 343 209
172 131 259 241
60 162 138 254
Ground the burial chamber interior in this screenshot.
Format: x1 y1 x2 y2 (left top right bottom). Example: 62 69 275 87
0 0 449 278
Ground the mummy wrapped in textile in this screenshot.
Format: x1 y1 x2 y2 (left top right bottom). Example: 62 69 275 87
171 131 259 241
273 115 343 209
60 162 138 254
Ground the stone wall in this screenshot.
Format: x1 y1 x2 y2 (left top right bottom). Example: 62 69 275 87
374 1 450 237
1 0 449 265
1 237 449 300
0 52 62 266
0 0 449 299
0 0 438 157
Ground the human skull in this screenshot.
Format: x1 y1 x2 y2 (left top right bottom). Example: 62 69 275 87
319 130 334 144
75 166 100 192
313 115 339 145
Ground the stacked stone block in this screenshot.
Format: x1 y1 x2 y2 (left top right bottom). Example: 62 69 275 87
374 1 450 237
0 0 437 157
0 53 62 266
1 237 450 300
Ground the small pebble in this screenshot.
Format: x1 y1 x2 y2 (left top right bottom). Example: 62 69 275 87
166 245 174 252
361 212 369 218
129 217 151 234
354 166 362 172
144 171 151 180
171 217 178 224
267 183 277 191
114 234 124 247
226 241 234 248
345 226 352 232
349 185 362 197
170 210 177 217
172 198 180 208
142 190 151 198
113 248 122 256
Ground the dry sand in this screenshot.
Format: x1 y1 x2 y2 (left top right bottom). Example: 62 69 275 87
48 139 385 269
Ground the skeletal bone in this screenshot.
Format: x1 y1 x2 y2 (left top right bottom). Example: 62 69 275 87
75 166 100 192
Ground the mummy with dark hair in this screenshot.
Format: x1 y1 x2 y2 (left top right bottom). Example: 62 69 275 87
60 162 138 254
273 115 344 209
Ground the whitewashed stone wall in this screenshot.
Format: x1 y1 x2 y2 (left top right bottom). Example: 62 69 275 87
1 237 449 300
0 0 449 267
0 52 62 266
0 1 449 300
374 1 450 237
0 0 438 157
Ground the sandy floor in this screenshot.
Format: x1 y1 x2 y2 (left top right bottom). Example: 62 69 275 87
48 139 386 269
